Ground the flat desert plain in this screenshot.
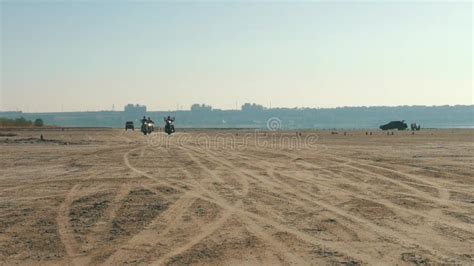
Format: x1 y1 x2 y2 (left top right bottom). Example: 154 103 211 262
0 128 473 265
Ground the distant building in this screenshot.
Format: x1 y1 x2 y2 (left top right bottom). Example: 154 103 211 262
191 104 212 112
241 103 265 112
124 104 147 121
124 104 147 115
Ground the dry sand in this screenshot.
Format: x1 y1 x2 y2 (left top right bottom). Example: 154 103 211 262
0 128 473 265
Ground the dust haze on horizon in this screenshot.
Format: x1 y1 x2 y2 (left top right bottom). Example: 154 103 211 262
1 1 472 112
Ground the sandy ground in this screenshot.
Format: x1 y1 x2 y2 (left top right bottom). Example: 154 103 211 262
0 128 473 265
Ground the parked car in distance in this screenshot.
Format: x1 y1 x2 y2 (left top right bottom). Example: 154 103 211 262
125 121 134 131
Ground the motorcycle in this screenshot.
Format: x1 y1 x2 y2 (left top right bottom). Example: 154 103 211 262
164 117 175 135
141 121 154 135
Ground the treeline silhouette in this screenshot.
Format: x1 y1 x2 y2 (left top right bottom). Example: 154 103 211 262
0 105 472 129
166 104 473 129
0 117 44 127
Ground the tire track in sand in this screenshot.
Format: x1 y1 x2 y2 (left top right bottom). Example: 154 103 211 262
56 184 93 265
103 195 196 265
151 146 245 265
108 145 227 265
238 146 467 210
57 184 80 258
201 147 457 263
123 147 190 193
169 146 309 265
230 151 472 233
87 183 132 243
117 143 367 264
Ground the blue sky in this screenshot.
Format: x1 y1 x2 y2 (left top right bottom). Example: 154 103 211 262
1 1 472 112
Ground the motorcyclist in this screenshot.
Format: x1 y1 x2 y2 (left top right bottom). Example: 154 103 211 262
147 117 154 124
141 116 147 124
163 116 175 135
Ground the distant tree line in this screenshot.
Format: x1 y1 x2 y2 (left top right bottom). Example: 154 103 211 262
0 117 44 127
0 105 472 129
179 104 474 129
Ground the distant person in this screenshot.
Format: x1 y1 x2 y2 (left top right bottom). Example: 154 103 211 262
141 116 147 124
147 117 154 123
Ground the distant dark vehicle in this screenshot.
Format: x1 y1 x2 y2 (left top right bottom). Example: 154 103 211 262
125 121 134 131
380 120 408 130
410 123 421 131
164 116 175 135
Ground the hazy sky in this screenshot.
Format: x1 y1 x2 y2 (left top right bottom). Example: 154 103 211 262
1 1 472 112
